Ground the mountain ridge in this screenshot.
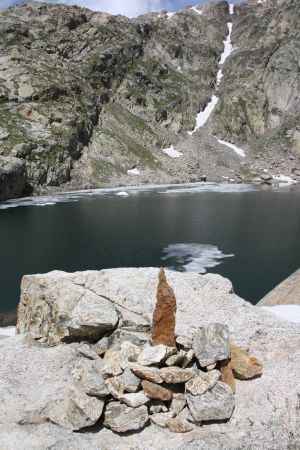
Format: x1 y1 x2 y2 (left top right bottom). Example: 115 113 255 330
0 0 299 200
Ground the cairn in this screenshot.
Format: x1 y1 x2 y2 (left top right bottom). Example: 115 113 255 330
90 268 262 433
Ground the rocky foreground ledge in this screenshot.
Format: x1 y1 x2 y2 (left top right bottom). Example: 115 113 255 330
1 268 300 449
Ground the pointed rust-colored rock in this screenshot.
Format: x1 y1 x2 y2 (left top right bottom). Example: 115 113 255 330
151 268 176 347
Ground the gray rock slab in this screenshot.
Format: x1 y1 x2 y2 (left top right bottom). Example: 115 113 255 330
0 335 104 431
104 402 149 433
17 272 119 342
117 367 141 393
186 381 235 422
192 323 230 367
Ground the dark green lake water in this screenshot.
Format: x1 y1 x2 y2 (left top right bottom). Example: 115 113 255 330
0 183 300 313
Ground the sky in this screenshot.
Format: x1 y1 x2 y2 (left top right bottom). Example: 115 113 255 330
0 0 242 16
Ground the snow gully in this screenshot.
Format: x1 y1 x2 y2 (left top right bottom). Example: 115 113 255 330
188 4 245 158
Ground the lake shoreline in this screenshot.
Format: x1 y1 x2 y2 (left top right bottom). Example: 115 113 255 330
1 180 299 210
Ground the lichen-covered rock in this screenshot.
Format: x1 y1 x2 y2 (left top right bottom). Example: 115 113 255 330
104 402 148 433
186 381 235 422
192 324 230 367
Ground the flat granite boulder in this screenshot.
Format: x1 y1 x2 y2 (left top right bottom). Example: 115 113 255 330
257 268 300 306
0 335 105 431
17 272 119 342
4 267 300 449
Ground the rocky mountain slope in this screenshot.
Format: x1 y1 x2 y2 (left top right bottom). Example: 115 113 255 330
0 0 299 200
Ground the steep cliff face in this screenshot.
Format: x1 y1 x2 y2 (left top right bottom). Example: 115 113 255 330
0 0 299 199
210 0 300 157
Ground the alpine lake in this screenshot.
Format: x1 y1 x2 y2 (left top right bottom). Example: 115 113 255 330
1 182 300 313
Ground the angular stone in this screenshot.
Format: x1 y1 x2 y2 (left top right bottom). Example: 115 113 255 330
117 367 140 393
159 367 195 384
167 418 194 433
170 393 186 415
119 392 150 408
219 359 236 393
165 350 186 366
104 402 148 433
108 329 150 348
105 377 124 398
67 293 119 341
185 370 220 396
230 344 262 380
48 387 105 431
207 363 217 371
129 363 163 384
151 268 176 347
192 323 230 367
81 365 109 398
150 411 175 428
186 381 235 422
137 344 170 366
102 348 123 377
141 380 173 401
149 400 168 414
177 407 195 424
119 341 141 369
182 349 195 369
176 335 192 350
73 344 99 361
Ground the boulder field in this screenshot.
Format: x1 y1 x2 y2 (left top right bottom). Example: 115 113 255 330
1 267 300 449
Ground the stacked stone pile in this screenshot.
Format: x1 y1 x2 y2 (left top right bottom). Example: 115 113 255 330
82 268 263 434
